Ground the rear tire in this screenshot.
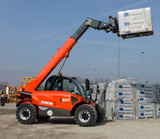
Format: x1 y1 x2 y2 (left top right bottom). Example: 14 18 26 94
16 103 37 124
74 104 97 127
37 116 50 122
96 104 105 122
1 102 5 106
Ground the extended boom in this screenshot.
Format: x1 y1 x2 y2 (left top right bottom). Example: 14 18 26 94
21 16 119 92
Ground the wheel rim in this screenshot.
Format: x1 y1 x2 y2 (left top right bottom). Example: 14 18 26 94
78 109 90 123
19 107 31 120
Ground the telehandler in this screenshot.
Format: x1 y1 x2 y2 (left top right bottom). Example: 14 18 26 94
16 16 119 126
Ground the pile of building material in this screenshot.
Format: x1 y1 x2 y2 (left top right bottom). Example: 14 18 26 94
118 7 153 39
2 77 36 103
3 85 19 103
0 91 3 105
105 78 160 120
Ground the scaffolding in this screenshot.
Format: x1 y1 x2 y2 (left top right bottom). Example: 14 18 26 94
3 85 19 103
3 77 43 103
20 77 43 90
20 77 35 86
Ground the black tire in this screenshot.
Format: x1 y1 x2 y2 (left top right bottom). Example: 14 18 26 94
96 104 105 122
74 104 97 127
37 116 50 122
16 103 37 124
1 102 5 106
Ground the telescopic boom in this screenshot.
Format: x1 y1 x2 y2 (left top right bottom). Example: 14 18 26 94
21 16 119 92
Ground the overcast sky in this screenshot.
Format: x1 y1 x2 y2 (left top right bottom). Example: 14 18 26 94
0 0 159 86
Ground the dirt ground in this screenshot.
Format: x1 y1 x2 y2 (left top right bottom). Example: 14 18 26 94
0 104 160 139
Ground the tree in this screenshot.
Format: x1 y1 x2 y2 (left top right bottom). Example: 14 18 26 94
0 81 8 90
76 76 110 84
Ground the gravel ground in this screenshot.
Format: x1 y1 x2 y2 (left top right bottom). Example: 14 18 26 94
0 103 160 139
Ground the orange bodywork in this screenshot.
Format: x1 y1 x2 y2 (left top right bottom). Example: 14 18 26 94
31 90 86 110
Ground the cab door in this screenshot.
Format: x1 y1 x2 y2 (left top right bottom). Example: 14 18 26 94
42 76 81 114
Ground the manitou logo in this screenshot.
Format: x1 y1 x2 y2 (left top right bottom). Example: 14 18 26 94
41 101 54 105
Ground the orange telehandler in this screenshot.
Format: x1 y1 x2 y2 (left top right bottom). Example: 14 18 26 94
16 16 119 126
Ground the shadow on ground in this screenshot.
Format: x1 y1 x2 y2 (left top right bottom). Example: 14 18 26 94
34 117 115 127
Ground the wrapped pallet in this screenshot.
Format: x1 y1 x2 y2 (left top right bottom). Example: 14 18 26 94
118 7 153 39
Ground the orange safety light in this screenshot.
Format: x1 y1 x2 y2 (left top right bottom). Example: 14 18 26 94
59 72 62 76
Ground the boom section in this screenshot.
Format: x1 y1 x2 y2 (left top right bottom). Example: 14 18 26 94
23 37 76 92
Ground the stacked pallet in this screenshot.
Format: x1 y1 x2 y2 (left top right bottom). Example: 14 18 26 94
105 78 159 120
156 84 160 118
134 84 156 119
115 82 135 120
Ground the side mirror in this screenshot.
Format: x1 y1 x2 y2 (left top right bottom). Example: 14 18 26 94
85 79 90 91
96 84 100 94
69 79 72 83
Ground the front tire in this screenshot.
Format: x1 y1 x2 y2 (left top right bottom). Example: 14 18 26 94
75 104 97 127
1 102 5 106
16 103 37 124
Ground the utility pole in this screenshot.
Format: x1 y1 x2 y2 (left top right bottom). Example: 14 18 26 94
94 69 96 83
118 36 120 79
142 52 145 84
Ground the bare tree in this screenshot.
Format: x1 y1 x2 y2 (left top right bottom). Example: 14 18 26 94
76 76 82 83
99 78 103 83
90 80 94 85
76 76 110 84
0 81 8 90
76 76 110 85
95 78 98 84
145 80 152 84
104 78 110 83
76 77 86 84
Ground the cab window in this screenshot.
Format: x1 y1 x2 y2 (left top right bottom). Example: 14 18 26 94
45 77 81 96
63 78 81 95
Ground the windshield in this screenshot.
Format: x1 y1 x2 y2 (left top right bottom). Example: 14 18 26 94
74 79 86 98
